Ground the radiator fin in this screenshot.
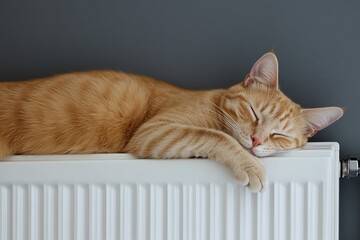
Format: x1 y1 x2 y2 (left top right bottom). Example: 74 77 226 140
0 182 328 240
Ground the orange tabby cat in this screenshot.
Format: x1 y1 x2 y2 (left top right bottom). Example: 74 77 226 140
0 52 343 192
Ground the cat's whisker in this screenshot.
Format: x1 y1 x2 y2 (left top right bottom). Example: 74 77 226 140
189 102 238 135
199 95 242 138
202 96 236 123
179 95 236 134
215 95 243 131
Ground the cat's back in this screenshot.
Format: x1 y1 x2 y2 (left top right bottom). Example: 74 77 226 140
0 71 153 121
1 70 157 97
0 70 172 154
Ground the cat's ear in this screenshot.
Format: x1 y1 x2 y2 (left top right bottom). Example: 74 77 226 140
244 52 279 90
301 107 344 137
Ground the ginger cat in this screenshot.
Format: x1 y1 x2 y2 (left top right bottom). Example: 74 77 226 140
0 52 343 192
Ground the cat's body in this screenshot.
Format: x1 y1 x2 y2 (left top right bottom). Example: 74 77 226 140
0 70 223 155
0 53 343 192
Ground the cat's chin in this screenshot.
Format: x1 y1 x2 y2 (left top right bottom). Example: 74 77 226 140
240 144 273 157
252 147 276 157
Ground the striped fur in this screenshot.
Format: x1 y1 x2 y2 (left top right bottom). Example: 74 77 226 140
0 52 343 192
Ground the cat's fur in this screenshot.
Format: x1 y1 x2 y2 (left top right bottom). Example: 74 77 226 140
0 52 343 192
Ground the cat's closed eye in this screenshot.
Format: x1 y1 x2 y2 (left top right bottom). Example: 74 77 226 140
271 132 291 139
247 103 259 122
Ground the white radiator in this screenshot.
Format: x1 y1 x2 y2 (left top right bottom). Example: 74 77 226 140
0 142 339 240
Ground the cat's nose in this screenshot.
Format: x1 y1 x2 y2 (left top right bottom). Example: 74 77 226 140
251 136 262 148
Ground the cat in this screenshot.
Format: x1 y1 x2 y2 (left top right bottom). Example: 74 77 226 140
0 52 343 192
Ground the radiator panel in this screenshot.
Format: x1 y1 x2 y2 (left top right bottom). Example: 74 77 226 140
0 142 339 240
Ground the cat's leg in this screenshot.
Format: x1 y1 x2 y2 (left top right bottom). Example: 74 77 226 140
126 122 267 192
0 139 13 159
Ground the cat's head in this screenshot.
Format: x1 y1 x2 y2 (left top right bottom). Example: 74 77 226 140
220 52 343 157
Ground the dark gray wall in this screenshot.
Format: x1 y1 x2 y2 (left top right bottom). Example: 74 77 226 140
1 1 359 239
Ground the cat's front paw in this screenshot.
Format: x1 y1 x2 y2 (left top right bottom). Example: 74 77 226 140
233 155 268 192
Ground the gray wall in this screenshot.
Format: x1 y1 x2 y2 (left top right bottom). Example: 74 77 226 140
1 1 359 239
